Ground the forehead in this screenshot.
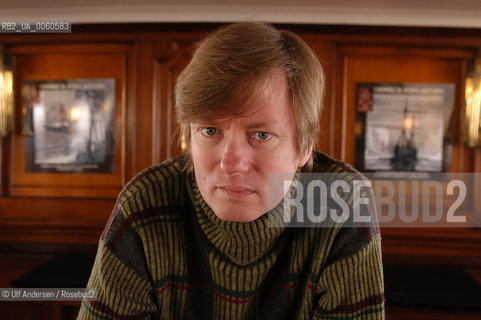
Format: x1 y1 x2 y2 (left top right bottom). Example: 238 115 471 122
194 69 294 126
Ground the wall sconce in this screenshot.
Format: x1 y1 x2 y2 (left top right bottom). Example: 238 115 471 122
464 53 481 147
0 45 14 137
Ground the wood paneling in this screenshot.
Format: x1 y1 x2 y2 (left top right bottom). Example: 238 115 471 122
152 38 197 163
334 43 481 262
0 137 7 196
1 23 481 320
8 43 132 198
337 45 472 167
0 23 480 263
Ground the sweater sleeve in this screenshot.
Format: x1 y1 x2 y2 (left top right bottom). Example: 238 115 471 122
314 232 385 319
313 167 385 319
77 198 157 320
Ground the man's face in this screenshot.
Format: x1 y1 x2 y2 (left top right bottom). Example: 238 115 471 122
190 70 310 222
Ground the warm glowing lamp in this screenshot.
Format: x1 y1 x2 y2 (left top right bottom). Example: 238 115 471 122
464 56 481 147
402 115 414 131
0 46 14 137
69 106 82 121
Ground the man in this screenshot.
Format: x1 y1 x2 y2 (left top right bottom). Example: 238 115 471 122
77 22 384 320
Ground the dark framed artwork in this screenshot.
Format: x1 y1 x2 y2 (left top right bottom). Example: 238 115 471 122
22 79 116 174
354 83 455 175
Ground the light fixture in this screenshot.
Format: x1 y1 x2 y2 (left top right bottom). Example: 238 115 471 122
464 52 481 147
0 45 14 137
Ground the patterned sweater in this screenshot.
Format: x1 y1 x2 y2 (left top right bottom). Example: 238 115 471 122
77 152 384 320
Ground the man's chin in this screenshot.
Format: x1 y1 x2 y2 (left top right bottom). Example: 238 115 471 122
212 208 266 222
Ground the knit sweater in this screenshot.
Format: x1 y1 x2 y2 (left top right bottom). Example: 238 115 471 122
77 151 384 320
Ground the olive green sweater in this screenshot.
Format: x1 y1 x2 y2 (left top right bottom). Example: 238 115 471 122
77 152 384 319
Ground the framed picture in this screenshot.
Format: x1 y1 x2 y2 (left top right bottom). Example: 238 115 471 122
7 44 130 199
354 82 455 175
22 79 116 174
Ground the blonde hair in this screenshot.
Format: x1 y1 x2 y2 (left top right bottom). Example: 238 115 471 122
175 22 324 171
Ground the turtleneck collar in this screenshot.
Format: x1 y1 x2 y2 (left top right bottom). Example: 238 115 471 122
186 172 299 266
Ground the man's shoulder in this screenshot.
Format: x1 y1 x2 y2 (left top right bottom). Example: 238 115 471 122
100 155 189 243
306 151 380 264
117 155 189 206
311 151 362 176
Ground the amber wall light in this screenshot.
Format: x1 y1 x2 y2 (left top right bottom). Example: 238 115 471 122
0 45 14 137
464 53 481 147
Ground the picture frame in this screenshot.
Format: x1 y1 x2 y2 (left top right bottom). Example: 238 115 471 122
10 77 123 198
22 79 116 174
354 82 455 176
6 43 131 200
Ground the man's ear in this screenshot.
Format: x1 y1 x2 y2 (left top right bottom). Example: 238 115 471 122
297 146 313 168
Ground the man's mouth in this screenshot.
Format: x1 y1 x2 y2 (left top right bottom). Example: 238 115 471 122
217 185 255 198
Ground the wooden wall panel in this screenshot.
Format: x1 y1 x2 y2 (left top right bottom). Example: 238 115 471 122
131 40 155 174
7 43 132 198
152 38 197 164
335 44 481 264
0 42 133 245
337 45 472 167
0 24 480 264
0 138 7 196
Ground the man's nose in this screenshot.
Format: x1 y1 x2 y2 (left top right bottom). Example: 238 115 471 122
220 134 250 176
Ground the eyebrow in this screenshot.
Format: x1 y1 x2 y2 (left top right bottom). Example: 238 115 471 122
246 121 281 130
191 120 281 130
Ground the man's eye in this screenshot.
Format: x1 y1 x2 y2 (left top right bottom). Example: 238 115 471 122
200 127 218 136
253 132 272 141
